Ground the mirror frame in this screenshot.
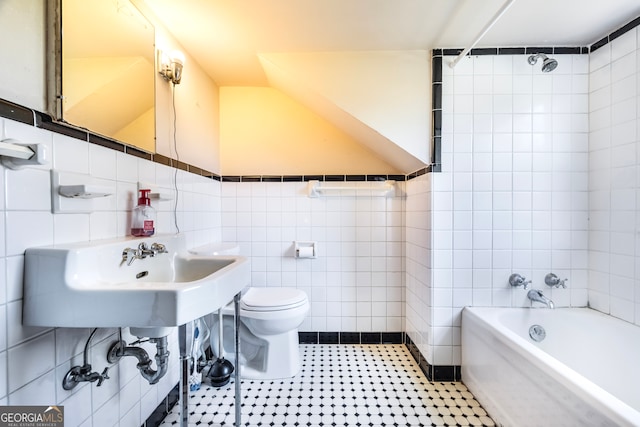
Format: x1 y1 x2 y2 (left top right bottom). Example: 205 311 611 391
45 0 156 152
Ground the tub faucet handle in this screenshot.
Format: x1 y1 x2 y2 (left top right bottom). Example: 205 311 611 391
509 273 531 289
545 273 567 288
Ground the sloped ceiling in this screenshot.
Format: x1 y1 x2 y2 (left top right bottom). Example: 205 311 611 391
259 51 430 172
141 0 640 172
142 0 640 86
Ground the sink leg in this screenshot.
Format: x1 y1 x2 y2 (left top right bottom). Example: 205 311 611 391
177 297 241 427
234 292 241 426
179 322 193 427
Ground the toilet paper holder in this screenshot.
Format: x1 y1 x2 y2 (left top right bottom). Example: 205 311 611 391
294 241 317 259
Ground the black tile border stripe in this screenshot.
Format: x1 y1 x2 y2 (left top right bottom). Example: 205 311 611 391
0 98 35 125
405 335 461 382
440 45 592 57
220 174 407 183
0 100 223 181
88 133 125 152
592 15 640 53
298 331 405 345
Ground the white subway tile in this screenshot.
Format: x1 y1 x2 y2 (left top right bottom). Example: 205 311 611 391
93 394 120 426
493 55 513 75
611 29 637 61
5 211 53 256
5 168 50 211
53 133 89 173
8 331 55 393
590 65 611 94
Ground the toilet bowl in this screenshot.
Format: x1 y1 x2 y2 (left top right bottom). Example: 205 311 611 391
189 242 309 380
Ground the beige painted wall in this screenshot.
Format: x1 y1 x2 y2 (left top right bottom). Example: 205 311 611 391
137 0 221 173
220 86 399 175
0 0 46 111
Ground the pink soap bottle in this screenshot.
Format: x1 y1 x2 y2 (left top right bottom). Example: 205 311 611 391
131 189 156 237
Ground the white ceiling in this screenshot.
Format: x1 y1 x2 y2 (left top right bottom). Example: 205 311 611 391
142 0 640 86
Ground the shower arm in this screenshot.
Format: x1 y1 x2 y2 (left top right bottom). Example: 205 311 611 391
449 0 516 69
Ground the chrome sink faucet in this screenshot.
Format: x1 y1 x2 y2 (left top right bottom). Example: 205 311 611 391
527 289 554 309
121 242 168 266
141 242 168 257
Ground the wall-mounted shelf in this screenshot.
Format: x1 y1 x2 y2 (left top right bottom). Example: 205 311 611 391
307 180 396 198
51 171 115 213
59 184 113 199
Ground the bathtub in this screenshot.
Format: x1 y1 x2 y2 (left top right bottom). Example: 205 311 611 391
461 307 640 426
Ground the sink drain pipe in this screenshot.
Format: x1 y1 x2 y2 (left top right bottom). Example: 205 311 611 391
108 332 170 384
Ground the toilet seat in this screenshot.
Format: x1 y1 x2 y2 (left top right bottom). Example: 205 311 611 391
241 287 307 312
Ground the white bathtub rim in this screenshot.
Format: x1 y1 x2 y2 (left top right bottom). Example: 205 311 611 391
462 306 640 426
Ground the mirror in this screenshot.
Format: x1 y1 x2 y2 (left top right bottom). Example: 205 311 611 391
49 0 155 152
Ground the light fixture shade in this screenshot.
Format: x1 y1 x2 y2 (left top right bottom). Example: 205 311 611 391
158 49 185 84
171 59 183 84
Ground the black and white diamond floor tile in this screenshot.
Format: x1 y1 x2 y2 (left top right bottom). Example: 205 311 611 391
160 345 495 427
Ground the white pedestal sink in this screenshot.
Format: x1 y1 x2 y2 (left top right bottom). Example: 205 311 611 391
23 234 250 427
23 233 250 332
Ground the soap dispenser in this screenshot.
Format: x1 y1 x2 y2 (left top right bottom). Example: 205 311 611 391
131 189 156 237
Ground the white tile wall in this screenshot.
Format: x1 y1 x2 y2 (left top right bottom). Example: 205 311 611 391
220 181 406 333
405 173 432 363
588 27 640 325
408 53 591 366
0 117 222 425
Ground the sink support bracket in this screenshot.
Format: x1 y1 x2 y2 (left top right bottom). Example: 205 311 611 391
179 292 242 427
234 292 241 424
178 322 192 427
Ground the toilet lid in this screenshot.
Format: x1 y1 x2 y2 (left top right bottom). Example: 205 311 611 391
241 287 307 311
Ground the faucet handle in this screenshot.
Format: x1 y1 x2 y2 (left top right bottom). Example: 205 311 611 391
545 273 568 288
97 367 110 386
121 248 138 266
150 242 167 254
509 273 531 289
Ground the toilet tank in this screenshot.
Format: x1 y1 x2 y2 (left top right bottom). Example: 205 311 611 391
189 242 240 256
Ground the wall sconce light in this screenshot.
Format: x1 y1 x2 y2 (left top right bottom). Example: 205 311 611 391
158 50 185 84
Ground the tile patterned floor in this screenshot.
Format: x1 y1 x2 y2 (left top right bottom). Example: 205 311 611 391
161 345 496 427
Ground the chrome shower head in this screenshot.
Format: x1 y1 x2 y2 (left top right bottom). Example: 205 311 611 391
527 53 558 72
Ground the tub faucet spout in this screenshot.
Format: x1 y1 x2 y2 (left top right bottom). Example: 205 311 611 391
527 289 554 309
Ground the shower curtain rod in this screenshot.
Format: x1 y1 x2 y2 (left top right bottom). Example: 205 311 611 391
449 0 516 69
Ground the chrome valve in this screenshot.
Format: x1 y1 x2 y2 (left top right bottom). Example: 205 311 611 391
508 273 531 289
544 273 567 288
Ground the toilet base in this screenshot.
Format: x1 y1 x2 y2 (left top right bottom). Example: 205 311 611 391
213 316 302 380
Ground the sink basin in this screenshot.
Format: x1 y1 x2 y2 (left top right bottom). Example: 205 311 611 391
23 234 250 332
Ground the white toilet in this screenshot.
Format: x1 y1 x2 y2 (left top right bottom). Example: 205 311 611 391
190 242 309 380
